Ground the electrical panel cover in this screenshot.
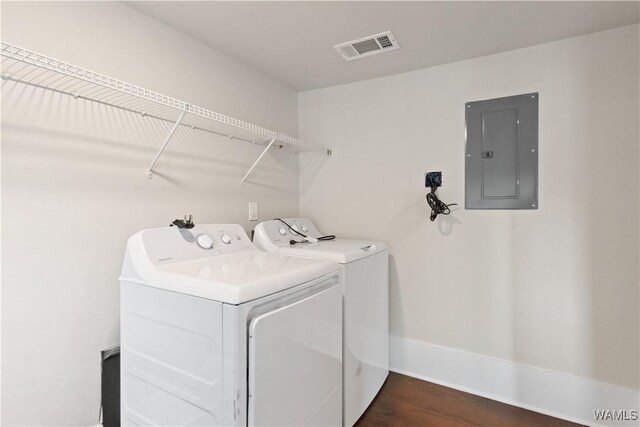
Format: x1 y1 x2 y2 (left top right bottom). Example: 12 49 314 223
465 93 538 209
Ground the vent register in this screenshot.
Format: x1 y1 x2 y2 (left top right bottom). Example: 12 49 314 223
334 31 400 61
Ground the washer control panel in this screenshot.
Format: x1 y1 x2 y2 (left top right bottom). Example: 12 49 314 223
256 218 322 247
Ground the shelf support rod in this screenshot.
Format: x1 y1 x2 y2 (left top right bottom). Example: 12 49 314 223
241 136 278 183
147 109 188 178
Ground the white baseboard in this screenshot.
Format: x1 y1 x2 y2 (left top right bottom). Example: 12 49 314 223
389 335 639 427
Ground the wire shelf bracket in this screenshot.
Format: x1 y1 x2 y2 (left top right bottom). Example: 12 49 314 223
0 42 331 181
146 108 188 179
241 136 278 183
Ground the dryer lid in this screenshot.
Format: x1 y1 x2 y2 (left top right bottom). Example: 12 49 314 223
121 224 340 304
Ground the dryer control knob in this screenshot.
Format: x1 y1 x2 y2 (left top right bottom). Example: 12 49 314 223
291 225 299 232
279 227 287 236
221 234 232 244
196 234 214 249
301 225 308 233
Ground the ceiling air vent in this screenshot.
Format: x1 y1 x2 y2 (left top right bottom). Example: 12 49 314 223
334 31 400 61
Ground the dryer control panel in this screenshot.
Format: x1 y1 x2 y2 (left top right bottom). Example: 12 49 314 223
140 224 255 265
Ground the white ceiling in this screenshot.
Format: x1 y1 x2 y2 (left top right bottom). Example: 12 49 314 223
126 1 640 91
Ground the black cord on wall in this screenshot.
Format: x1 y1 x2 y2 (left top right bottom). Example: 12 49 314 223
425 172 456 221
426 189 457 221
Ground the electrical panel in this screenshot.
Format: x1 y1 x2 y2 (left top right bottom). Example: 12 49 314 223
465 93 538 209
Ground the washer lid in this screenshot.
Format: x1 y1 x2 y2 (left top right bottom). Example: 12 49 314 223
275 239 388 264
253 219 388 263
121 225 340 304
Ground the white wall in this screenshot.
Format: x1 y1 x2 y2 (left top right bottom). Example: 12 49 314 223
1 2 300 425
299 25 639 391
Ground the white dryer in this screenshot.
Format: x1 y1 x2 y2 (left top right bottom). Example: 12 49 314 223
253 218 389 426
120 223 343 426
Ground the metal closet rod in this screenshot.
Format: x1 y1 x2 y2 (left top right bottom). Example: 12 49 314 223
0 42 327 181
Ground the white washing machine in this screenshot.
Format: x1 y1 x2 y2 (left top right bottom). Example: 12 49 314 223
253 218 389 426
120 223 343 426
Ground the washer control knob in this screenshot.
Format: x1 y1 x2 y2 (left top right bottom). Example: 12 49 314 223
221 234 232 244
196 234 214 249
291 225 299 232
279 227 287 236
301 225 308 233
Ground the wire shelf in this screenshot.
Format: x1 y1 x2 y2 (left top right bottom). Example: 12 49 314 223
1 42 325 179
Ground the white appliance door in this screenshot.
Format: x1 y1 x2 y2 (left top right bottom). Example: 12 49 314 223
248 282 342 427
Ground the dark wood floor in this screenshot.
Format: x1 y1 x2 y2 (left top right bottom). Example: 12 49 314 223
355 372 584 427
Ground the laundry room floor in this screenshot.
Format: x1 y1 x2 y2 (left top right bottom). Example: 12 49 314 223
355 372 584 426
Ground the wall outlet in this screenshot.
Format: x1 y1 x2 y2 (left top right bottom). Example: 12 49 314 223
425 171 442 189
249 202 258 221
